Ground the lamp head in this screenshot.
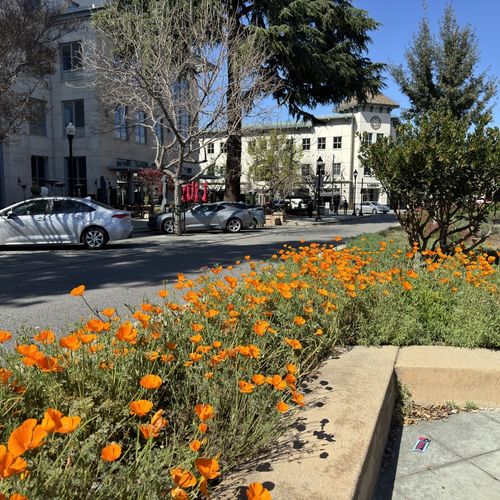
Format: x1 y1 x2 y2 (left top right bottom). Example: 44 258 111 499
66 122 76 137
353 169 358 180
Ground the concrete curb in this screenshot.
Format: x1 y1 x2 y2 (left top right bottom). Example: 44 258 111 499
217 346 500 499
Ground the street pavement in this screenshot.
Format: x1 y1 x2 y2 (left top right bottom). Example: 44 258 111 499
0 213 398 335
374 410 500 499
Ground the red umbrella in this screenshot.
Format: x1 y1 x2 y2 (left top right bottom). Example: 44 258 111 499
181 185 187 203
201 181 208 203
193 181 199 203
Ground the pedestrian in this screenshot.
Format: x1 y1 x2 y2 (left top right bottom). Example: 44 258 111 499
343 199 348 215
307 199 314 218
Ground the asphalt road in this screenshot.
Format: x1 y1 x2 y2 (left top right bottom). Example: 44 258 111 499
0 214 399 335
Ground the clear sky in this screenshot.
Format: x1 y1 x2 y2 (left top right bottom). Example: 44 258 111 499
267 0 499 126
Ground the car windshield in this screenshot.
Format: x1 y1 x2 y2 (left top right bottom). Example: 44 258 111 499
85 199 114 210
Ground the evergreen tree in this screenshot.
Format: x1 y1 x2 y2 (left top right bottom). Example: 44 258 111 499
392 4 496 122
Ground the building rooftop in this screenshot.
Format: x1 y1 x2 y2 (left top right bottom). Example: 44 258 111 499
336 93 399 112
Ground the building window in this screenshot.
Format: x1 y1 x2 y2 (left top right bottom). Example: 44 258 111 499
302 138 311 150
362 132 373 145
332 163 341 177
63 100 85 136
317 137 326 150
207 143 214 155
134 111 146 144
333 136 342 149
114 106 128 140
31 156 47 186
29 100 47 136
221 142 227 154
377 133 384 142
66 156 87 197
61 41 82 80
301 164 311 177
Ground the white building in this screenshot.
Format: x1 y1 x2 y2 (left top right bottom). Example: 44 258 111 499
204 94 398 208
0 1 165 209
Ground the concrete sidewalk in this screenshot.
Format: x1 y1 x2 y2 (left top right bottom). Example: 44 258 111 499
374 410 500 499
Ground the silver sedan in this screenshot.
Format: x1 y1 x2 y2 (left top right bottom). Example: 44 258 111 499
148 203 253 234
0 197 133 249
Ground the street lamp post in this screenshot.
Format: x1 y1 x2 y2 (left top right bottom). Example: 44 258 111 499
315 156 324 221
359 176 364 216
352 169 358 215
66 122 76 196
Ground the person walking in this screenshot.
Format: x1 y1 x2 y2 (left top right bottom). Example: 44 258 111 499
307 199 314 218
343 199 348 215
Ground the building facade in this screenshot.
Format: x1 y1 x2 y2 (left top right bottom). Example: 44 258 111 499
0 0 163 209
204 94 398 209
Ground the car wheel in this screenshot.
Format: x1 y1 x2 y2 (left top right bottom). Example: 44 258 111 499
372 209 377 214
249 217 258 230
82 227 107 250
161 219 174 234
226 217 242 233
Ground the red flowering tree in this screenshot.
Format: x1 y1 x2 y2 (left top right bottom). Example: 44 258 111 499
137 168 167 213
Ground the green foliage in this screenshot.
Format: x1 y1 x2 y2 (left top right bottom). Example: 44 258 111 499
247 130 303 199
360 110 500 253
391 4 496 123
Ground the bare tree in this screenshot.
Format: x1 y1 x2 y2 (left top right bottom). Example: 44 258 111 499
0 0 66 142
82 0 275 235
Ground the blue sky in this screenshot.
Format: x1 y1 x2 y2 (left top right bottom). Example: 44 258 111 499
268 0 499 125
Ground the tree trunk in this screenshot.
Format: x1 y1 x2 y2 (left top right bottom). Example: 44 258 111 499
174 179 183 236
224 0 242 202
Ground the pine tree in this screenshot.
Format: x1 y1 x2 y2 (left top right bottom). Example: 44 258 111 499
392 4 496 123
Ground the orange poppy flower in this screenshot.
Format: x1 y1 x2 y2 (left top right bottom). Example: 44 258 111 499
170 488 189 500
10 493 29 500
101 443 121 462
284 338 302 350
32 353 59 372
59 334 81 351
0 445 27 478
286 364 297 374
102 307 116 317
402 281 413 291
86 319 107 332
205 309 220 318
246 482 272 500
16 344 38 357
41 409 80 434
129 400 153 417
194 403 215 422
291 391 305 407
0 368 12 384
170 468 197 488
70 285 85 296
276 401 289 413
198 423 208 434
251 374 266 385
204 372 214 379
116 322 137 343
191 323 204 333
406 270 418 279
293 316 306 326
269 375 286 391
139 423 156 439
239 381 255 394
334 236 343 242
33 329 55 344
0 330 12 344
252 320 269 336
140 374 162 389
8 419 47 457
151 409 168 429
56 416 81 434
194 457 220 479
190 334 203 344
158 289 169 298
79 333 97 344
189 439 202 452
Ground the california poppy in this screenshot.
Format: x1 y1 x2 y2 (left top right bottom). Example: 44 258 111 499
116 322 137 343
189 440 202 452
8 419 47 457
59 334 81 351
293 316 306 326
0 445 27 478
33 330 55 344
246 482 272 500
402 281 413 291
170 488 189 500
194 403 214 422
194 457 220 479
101 443 121 462
198 423 208 434
252 320 269 336
251 374 266 385
170 468 197 488
140 374 162 389
276 401 289 413
70 285 85 296
0 330 12 343
239 381 255 394
129 400 153 417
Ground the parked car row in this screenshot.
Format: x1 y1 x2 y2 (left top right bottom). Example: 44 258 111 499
148 201 265 234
